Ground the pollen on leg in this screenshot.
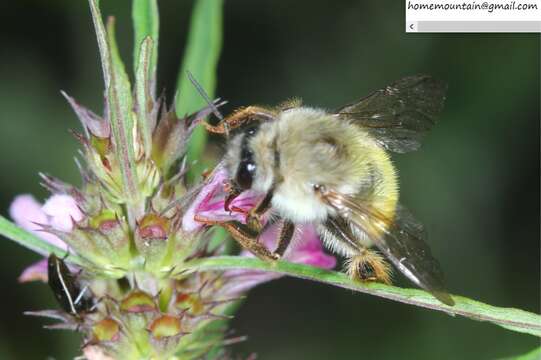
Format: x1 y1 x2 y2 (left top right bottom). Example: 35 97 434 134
246 212 264 232
345 249 392 285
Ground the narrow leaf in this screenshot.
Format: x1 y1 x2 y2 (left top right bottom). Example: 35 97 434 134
0 216 83 265
106 17 138 200
502 347 541 360
132 0 159 93
88 0 111 88
135 37 155 158
185 256 541 337
175 0 224 181
89 0 138 203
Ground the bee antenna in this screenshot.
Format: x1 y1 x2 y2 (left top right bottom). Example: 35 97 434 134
186 71 229 136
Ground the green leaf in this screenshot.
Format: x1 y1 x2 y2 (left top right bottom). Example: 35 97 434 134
89 0 138 204
132 0 159 158
0 216 83 265
132 0 159 89
185 256 541 337
106 17 138 201
501 347 541 360
175 0 224 182
134 37 155 158
88 0 111 89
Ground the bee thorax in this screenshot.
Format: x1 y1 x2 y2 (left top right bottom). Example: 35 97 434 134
272 184 330 223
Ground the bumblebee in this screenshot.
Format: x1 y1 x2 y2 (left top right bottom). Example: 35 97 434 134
196 75 454 306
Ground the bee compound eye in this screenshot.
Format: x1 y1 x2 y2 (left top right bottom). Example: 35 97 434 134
312 184 326 193
246 126 257 136
236 161 256 189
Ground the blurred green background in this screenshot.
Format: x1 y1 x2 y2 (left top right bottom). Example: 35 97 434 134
0 1 539 359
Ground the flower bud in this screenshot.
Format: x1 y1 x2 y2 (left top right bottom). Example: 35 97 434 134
135 213 170 270
90 134 112 158
175 293 205 316
148 315 182 339
92 318 121 342
88 209 131 265
120 290 157 313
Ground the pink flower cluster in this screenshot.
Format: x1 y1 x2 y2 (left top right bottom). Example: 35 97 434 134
10 165 335 291
182 166 336 292
9 194 83 282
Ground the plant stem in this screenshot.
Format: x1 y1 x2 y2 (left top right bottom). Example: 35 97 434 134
0 216 84 265
184 255 541 337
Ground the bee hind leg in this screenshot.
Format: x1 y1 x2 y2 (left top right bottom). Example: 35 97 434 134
194 215 279 262
346 249 392 285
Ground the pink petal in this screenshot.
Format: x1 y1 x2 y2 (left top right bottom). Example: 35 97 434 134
225 224 336 295
196 189 261 225
9 195 48 232
182 165 336 293
9 193 83 281
83 346 115 360
18 258 48 283
182 165 261 232
9 195 67 252
221 271 282 295
42 194 83 232
284 225 336 269
182 167 225 232
242 224 336 268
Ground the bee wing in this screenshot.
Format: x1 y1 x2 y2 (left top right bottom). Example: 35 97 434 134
321 189 454 305
335 75 447 153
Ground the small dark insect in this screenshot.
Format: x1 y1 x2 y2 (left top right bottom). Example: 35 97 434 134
47 254 93 316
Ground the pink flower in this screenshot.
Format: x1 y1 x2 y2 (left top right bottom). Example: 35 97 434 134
182 165 260 232
9 194 83 282
183 164 336 294
222 223 336 295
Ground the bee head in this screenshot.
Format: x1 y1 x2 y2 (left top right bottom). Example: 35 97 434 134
225 124 261 191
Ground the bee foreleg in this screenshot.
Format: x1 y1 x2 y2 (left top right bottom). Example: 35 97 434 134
224 221 280 261
274 220 295 258
346 249 392 285
246 190 274 232
202 106 276 134
224 181 243 212
194 215 279 261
